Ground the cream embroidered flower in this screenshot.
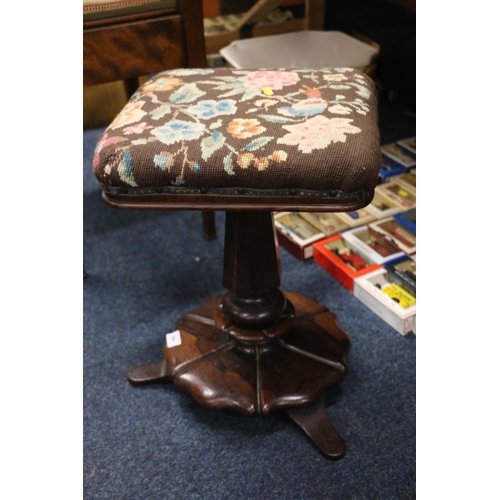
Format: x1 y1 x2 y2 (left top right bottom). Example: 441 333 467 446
324 74 348 82
328 104 352 115
277 115 361 153
110 101 147 129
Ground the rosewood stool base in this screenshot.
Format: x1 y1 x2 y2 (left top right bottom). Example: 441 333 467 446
127 291 350 459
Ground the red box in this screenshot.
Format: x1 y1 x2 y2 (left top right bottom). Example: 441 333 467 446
274 212 327 261
313 235 381 292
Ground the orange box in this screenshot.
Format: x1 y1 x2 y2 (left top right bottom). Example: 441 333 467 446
313 234 381 292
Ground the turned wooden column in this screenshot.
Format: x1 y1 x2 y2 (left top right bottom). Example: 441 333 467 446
222 211 287 328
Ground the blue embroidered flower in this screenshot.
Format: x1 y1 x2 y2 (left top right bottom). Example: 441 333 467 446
151 120 206 145
278 98 327 117
187 99 237 120
154 153 171 170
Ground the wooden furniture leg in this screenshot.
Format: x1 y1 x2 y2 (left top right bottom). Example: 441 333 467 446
127 211 350 459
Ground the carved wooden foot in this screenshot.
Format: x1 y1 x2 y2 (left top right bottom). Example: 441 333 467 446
127 359 169 386
286 397 346 460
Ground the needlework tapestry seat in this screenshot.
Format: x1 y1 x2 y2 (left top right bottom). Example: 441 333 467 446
93 67 381 199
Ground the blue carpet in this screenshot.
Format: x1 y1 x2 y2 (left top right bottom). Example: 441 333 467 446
83 98 416 499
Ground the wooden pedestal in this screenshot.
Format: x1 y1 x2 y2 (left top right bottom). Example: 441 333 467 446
127 210 351 459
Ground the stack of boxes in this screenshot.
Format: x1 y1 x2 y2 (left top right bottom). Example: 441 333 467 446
274 137 416 336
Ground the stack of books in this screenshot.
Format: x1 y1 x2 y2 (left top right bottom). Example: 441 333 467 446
274 137 416 336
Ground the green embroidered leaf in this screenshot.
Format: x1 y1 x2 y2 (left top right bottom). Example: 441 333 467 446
223 153 235 175
169 83 206 104
117 150 138 187
231 70 252 75
150 105 171 120
247 108 258 113
213 76 241 82
131 138 148 145
241 88 262 101
218 87 248 98
213 82 245 91
131 137 156 145
209 119 223 130
258 114 295 123
245 136 273 151
329 85 351 90
350 83 371 99
201 130 226 160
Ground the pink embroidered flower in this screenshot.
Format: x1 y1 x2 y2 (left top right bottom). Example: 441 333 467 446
92 133 125 172
277 116 361 153
109 101 147 129
239 71 299 90
123 122 152 135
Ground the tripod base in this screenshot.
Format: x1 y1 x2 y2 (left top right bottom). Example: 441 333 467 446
127 292 350 459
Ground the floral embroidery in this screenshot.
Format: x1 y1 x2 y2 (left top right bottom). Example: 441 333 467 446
141 77 183 94
93 133 125 172
151 120 206 145
239 70 299 90
328 104 351 115
164 68 215 76
271 150 288 163
237 153 254 169
324 74 348 82
254 157 269 171
186 99 237 119
226 118 265 139
277 116 361 153
109 101 147 129
123 122 153 135
95 68 375 187
279 98 327 117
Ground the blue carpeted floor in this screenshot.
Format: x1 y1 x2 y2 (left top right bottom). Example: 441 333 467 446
83 98 416 499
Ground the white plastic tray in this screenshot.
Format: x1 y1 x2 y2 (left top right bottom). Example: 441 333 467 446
220 30 379 70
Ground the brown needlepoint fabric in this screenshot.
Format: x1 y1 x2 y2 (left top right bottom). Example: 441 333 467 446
93 67 381 194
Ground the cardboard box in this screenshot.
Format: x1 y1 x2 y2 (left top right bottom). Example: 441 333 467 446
376 180 416 210
354 268 416 336
393 209 416 234
366 188 405 219
313 234 380 291
274 212 326 261
381 142 416 169
392 171 416 194
336 207 377 228
369 217 416 255
342 225 406 265
396 136 416 159
378 155 407 184
299 212 349 237
384 255 416 297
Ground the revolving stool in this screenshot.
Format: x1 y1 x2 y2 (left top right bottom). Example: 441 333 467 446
92 67 381 459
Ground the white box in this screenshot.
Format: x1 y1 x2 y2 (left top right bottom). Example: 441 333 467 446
354 268 416 336
366 188 405 219
274 212 326 260
342 225 406 265
220 30 379 70
369 217 416 255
